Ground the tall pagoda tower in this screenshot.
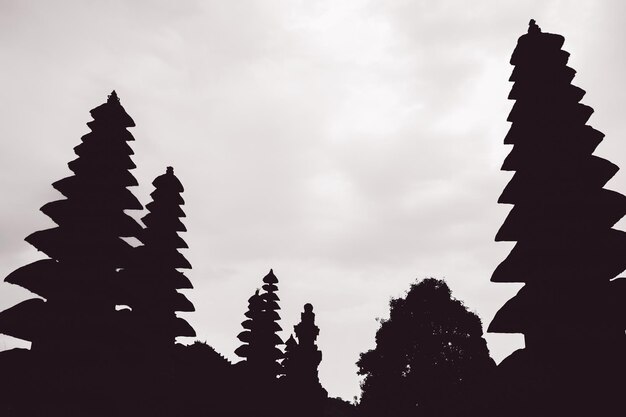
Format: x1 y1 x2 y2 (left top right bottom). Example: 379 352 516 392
0 91 143 359
489 20 626 415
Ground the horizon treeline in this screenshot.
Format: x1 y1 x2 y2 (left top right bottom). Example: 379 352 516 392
0 19 625 417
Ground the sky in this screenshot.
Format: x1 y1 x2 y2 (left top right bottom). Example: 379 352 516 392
1 0 626 401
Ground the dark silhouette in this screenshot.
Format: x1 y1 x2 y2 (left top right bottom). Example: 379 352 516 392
13 24 626 413
115 166 195 416
357 278 494 417
323 397 358 417
171 341 239 416
0 348 32 416
0 91 143 416
235 269 284 378
281 303 328 417
0 91 359 416
120 166 195 348
235 269 284 416
488 20 626 416
0 91 142 355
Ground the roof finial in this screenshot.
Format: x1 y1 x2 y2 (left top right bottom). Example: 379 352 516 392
528 19 541 34
166 166 174 175
107 90 120 104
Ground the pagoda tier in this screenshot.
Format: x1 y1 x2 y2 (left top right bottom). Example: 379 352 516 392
53 177 142 209
117 267 192 289
491 230 626 285
490 282 621 335
26 227 134 267
496 189 626 241
5 259 129 302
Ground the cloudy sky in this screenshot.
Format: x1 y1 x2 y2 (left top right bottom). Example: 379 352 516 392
1 0 626 400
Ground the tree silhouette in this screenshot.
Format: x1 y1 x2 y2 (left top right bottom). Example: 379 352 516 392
488 20 626 416
120 166 195 350
281 303 328 417
0 91 143 415
357 278 494 417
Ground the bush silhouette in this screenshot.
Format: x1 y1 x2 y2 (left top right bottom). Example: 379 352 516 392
171 341 237 416
357 278 494 417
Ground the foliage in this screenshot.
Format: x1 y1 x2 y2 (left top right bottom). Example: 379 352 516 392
357 278 494 417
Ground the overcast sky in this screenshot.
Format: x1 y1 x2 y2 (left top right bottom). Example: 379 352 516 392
1 0 626 400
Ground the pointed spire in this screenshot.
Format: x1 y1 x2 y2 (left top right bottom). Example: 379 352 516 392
528 19 541 34
264 269 278 284
108 90 120 104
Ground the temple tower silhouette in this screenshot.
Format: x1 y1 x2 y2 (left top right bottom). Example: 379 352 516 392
488 20 626 415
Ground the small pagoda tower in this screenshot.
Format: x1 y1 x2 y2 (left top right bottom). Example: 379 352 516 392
121 166 195 352
235 270 285 417
235 270 284 380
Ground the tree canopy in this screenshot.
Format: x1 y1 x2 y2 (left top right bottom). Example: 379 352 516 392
357 278 494 417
